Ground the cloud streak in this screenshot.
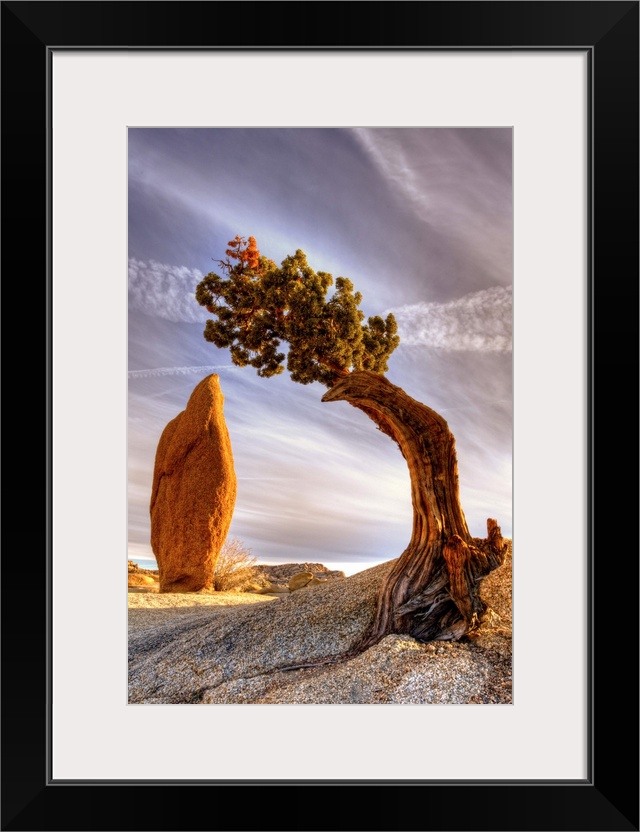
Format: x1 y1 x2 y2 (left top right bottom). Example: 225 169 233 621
128 258 209 323
352 128 513 292
128 364 235 380
388 285 512 352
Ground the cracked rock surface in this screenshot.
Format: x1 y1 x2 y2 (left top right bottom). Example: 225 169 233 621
128 545 512 704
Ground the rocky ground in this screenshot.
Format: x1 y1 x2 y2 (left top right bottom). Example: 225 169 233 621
257 562 346 590
128 543 512 705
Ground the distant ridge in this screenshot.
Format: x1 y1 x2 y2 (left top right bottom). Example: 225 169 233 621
259 562 346 585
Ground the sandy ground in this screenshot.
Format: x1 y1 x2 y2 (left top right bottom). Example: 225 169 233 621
128 548 512 704
128 587 276 632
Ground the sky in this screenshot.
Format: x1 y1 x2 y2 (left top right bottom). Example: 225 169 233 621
128 128 512 576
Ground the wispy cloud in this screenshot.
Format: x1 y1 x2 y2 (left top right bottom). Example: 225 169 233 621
388 285 512 352
352 128 513 289
353 128 435 217
352 127 511 234
128 258 209 323
128 364 236 380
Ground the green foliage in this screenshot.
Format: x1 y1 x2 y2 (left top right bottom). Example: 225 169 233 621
195 235 400 388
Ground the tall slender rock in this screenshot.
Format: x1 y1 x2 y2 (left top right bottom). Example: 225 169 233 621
150 374 237 592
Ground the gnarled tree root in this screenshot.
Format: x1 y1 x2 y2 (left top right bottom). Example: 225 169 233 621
322 371 508 653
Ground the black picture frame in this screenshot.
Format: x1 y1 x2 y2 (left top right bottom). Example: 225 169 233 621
2 2 638 830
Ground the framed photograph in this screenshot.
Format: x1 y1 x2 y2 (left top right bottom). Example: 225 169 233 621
3 2 637 830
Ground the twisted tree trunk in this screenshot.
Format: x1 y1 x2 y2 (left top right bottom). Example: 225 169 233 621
322 370 506 649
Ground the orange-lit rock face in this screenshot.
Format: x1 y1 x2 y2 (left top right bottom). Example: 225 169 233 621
150 375 237 592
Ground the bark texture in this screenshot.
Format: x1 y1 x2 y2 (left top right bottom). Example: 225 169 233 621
150 374 237 592
322 370 506 646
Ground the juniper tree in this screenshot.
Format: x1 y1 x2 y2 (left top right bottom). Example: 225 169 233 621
196 236 506 647
196 235 400 387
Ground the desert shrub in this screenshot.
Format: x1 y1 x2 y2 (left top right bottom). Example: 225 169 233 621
213 538 267 592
